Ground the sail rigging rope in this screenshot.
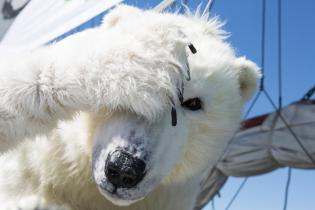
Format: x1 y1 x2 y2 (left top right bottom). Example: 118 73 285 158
277 1 291 209
260 0 266 91
283 167 292 210
278 0 283 109
301 85 315 101
211 198 216 210
263 89 315 166
224 178 248 210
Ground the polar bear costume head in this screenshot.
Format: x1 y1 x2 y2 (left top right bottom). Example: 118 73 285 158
90 5 260 206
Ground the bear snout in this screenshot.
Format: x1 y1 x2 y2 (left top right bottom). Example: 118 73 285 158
105 150 146 189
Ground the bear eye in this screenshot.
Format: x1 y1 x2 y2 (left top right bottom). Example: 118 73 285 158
181 98 202 111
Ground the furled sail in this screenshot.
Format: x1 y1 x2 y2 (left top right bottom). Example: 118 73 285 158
195 99 315 209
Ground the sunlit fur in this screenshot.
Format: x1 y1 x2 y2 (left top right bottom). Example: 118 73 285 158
0 5 260 210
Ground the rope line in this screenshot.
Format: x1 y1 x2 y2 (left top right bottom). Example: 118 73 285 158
263 89 315 165
283 168 292 210
243 91 262 119
278 0 283 108
211 198 216 210
260 0 266 91
301 85 315 101
276 1 292 209
224 178 248 210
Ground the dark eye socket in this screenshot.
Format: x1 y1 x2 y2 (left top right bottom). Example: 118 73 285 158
181 98 202 111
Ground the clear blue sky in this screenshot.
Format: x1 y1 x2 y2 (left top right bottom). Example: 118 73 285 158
125 1 315 210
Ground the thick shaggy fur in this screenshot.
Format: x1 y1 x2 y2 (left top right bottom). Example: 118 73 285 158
0 5 260 210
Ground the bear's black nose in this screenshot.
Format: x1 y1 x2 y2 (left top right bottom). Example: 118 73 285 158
105 150 146 188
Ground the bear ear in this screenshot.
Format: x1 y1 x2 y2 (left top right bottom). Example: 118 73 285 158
102 4 142 28
235 57 261 102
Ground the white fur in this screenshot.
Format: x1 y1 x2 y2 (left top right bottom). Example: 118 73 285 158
0 5 260 210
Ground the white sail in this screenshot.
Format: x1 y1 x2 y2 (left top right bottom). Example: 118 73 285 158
0 0 122 54
195 100 315 209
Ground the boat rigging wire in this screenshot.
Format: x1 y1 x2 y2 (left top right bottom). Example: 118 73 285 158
259 0 266 91
262 89 315 166
301 85 315 101
283 167 292 210
278 0 283 109
211 198 216 210
276 1 292 209
224 178 248 210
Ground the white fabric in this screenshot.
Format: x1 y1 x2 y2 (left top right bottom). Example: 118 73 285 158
217 101 315 176
0 0 122 53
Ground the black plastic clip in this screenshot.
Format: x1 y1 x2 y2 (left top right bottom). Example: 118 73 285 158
188 43 197 54
171 107 177 126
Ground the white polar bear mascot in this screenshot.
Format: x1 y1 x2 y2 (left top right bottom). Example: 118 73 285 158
0 5 260 210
